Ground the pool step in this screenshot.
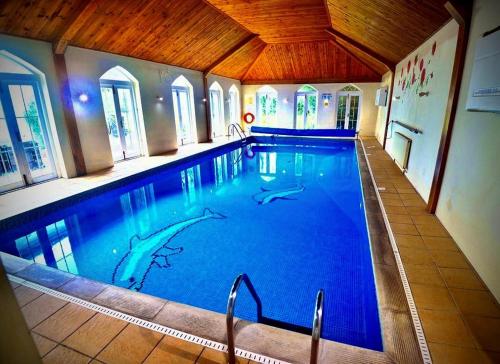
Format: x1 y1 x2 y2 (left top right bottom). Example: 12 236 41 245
260 317 311 336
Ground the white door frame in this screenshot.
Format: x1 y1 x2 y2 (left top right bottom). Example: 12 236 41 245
294 91 318 129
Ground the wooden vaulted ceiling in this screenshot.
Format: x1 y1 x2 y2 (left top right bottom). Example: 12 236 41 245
0 0 453 84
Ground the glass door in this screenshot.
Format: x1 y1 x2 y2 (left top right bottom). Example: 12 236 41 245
209 89 224 138
229 90 238 124
100 80 141 162
172 87 195 146
0 76 57 192
336 93 361 130
295 92 318 129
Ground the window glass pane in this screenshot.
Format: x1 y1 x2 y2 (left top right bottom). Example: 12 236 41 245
100 86 123 161
336 96 347 129
348 96 360 130
117 87 140 158
0 99 22 188
8 84 53 179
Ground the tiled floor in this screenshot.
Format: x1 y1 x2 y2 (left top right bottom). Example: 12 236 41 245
11 282 254 364
362 137 500 364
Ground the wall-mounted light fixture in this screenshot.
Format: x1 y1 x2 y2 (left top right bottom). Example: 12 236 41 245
282 98 288 104
156 96 164 102
202 98 207 102
78 93 89 103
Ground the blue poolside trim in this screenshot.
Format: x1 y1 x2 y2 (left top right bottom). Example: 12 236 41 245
250 126 357 138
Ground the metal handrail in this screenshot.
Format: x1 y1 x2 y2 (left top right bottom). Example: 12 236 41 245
310 289 324 364
227 123 246 140
226 273 262 364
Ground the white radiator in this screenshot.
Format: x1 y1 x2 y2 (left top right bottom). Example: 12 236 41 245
392 132 412 171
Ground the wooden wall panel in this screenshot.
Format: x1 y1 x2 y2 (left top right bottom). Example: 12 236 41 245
243 41 381 83
205 0 331 43
326 0 450 64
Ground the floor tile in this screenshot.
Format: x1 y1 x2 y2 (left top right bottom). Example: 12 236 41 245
411 283 456 311
428 342 493 364
63 314 127 358
416 223 450 237
391 223 419 235
31 332 57 357
464 316 500 351
419 309 475 347
42 345 92 364
422 236 459 251
394 234 425 249
143 336 204 364
16 264 74 289
406 206 429 216
97 324 163 364
431 251 469 269
402 198 427 208
387 214 413 224
399 247 434 266
33 303 96 342
14 285 43 307
384 205 408 215
439 268 485 290
410 214 440 225
405 264 446 287
450 289 500 317
21 294 67 329
196 348 248 364
59 277 107 301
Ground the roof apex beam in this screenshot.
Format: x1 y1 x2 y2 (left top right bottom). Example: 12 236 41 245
203 34 259 76
53 0 101 54
325 27 395 71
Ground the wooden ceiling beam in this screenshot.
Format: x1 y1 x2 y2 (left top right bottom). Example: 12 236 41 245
203 33 259 76
325 27 395 71
241 76 381 85
53 0 101 54
241 44 268 81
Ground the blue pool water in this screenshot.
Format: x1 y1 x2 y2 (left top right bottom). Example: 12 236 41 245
0 139 383 350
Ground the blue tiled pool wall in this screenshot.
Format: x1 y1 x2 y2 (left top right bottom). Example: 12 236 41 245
0 138 383 351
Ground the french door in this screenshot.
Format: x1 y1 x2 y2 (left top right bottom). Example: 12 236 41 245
100 80 141 162
295 92 318 129
0 75 57 192
209 89 224 138
172 86 195 146
336 93 361 130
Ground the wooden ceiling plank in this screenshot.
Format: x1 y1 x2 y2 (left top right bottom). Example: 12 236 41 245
204 33 259 75
328 39 381 77
53 0 101 54
241 44 268 81
325 27 395 71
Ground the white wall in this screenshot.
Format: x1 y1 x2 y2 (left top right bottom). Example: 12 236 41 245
386 20 459 201
65 46 215 172
0 34 77 178
436 0 500 301
374 72 393 144
242 82 381 136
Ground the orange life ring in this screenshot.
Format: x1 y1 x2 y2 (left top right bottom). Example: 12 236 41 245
243 112 255 124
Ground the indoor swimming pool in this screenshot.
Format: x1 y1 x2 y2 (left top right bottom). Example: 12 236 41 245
0 138 383 351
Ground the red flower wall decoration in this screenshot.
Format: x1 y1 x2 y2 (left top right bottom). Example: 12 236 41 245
420 68 426 86
432 41 437 55
419 58 424 71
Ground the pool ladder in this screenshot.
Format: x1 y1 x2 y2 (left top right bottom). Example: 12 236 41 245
226 273 324 364
227 123 247 140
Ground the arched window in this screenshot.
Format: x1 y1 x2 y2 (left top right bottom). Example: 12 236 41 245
256 85 277 126
228 85 240 125
209 81 225 138
99 66 145 161
336 84 362 130
295 85 318 129
171 75 197 146
0 50 58 192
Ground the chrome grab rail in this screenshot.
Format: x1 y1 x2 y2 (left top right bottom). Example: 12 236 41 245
227 123 246 140
226 273 262 364
310 289 324 364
